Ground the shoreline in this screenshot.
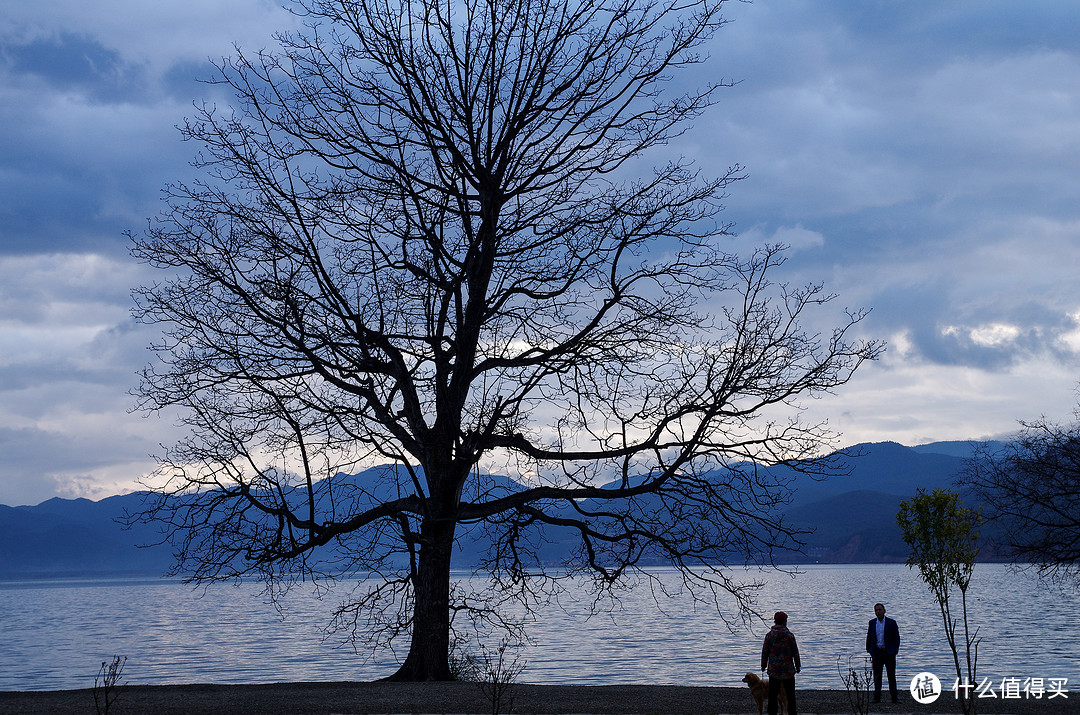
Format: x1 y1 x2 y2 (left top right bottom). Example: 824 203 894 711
2 681 1077 714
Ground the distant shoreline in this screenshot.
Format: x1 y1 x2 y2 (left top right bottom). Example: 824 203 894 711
1 681 1076 714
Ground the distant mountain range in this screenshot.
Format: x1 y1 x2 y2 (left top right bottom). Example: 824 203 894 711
0 441 1004 578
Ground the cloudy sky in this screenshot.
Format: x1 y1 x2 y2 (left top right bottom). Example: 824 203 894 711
1 0 1078 507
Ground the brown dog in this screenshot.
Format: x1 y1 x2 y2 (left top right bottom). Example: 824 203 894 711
742 671 788 715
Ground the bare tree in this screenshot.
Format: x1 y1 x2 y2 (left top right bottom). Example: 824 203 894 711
129 0 881 680
961 401 1080 587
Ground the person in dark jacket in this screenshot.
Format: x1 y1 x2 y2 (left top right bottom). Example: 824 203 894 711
865 602 901 703
761 610 801 715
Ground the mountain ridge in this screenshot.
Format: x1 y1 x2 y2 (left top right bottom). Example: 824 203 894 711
0 440 1000 577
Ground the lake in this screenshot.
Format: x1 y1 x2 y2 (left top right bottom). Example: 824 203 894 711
0 564 1074 693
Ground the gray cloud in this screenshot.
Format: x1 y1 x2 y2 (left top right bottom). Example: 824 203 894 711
0 2 293 504
5 33 150 103
700 1 1080 363
2 0 1080 504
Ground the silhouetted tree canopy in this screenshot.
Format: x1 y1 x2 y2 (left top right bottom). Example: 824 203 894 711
129 0 881 679
962 402 1080 587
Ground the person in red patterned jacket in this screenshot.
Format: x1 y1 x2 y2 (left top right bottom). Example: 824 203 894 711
761 610 801 715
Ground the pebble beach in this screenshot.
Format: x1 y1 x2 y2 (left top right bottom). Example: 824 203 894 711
2 681 1077 715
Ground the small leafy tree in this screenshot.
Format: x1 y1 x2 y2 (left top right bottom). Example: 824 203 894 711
897 489 980 715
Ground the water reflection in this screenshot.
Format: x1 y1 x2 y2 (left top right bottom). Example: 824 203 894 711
0 564 1074 691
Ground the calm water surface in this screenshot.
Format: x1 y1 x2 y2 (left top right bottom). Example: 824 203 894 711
0 564 1074 691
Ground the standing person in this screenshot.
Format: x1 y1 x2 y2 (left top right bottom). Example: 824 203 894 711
761 610 801 715
865 602 901 703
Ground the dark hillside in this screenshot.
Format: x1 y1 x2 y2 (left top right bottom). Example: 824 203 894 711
0 441 992 576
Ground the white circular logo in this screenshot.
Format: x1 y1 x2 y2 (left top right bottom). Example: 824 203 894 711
910 672 942 704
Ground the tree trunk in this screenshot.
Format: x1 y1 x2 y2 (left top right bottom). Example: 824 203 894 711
386 513 456 681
